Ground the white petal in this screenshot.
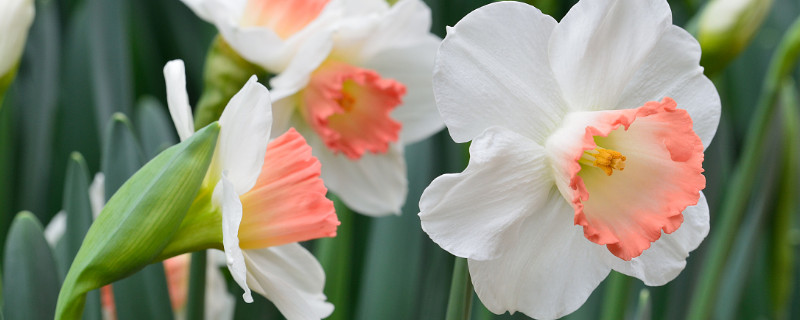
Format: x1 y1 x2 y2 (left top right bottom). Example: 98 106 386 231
602 192 710 286
549 0 672 112
616 26 720 149
216 174 252 303
336 0 434 62
89 172 105 219
305 129 407 216
44 211 67 248
217 76 272 195
364 35 444 145
163 60 196 141
179 0 245 27
433 2 566 144
419 127 550 260
0 0 34 78
268 33 334 101
243 244 334 320
468 192 611 319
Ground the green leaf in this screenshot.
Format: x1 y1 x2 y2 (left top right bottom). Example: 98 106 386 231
101 113 146 197
55 123 220 319
100 113 174 319
445 258 473 320
13 0 61 221
134 97 177 160
2 212 60 319
53 152 102 320
55 152 94 278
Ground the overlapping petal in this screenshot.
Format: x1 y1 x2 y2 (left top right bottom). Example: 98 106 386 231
419 127 551 260
244 244 334 320
363 37 443 145
215 75 272 195
307 131 407 216
549 0 671 111
616 26 721 148
603 192 710 285
468 192 610 319
433 2 566 144
216 173 252 303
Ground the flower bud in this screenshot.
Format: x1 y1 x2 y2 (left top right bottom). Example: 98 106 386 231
0 0 34 89
698 0 773 75
55 123 220 320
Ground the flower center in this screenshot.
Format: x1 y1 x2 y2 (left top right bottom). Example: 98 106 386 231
240 0 329 39
300 61 405 159
579 146 626 176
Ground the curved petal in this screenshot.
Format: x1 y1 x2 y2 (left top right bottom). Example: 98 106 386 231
468 191 610 319
268 32 334 101
549 0 672 111
215 174 252 303
364 35 444 145
305 128 407 216
163 60 196 141
419 127 550 260
603 192 709 285
336 0 434 62
616 26 720 149
243 244 334 320
217 76 273 195
433 2 566 144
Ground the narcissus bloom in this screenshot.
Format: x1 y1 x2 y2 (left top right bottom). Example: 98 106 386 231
180 0 341 73
268 0 444 215
163 60 338 319
419 1 719 318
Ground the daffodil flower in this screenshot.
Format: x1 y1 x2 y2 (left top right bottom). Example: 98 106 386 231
267 0 444 215
180 0 342 73
163 60 339 319
418 1 720 318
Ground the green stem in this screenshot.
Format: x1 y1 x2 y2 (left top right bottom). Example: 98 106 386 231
599 272 631 320
314 197 355 320
185 251 207 320
193 36 264 128
686 16 800 320
768 81 800 319
445 257 473 320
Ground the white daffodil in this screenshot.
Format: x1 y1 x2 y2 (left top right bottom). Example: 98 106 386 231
268 0 444 216
180 0 342 73
0 0 34 79
163 60 338 319
419 1 719 319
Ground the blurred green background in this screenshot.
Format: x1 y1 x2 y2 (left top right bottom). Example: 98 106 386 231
1 0 799 319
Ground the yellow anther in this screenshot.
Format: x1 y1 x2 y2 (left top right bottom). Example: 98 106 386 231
579 147 627 176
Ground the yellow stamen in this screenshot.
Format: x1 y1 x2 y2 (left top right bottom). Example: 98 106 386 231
579 147 627 176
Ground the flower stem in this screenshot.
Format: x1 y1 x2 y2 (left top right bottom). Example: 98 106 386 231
686 15 800 320
445 257 473 320
185 251 207 320
600 271 631 320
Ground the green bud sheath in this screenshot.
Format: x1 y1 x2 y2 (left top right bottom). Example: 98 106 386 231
698 0 773 75
193 36 264 128
54 122 220 320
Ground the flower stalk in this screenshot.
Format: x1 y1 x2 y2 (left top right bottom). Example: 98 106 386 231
445 257 473 320
687 15 800 320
